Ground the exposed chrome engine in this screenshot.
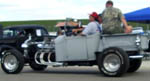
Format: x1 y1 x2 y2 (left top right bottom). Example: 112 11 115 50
22 35 63 66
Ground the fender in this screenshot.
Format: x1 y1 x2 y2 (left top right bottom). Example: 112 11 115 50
0 45 20 61
0 45 17 55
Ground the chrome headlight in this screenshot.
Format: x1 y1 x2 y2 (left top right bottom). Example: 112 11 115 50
37 44 44 48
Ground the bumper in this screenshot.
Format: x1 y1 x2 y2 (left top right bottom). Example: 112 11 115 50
129 55 143 59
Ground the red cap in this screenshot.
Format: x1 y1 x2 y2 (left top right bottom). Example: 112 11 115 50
90 12 99 19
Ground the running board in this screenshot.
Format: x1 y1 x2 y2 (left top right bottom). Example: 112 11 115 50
38 62 64 67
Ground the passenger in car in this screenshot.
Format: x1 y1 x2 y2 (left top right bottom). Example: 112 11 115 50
101 0 131 34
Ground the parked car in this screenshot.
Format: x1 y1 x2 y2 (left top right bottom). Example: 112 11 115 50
0 25 51 73
132 27 144 34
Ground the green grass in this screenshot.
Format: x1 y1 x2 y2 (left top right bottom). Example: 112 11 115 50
0 19 89 32
0 19 149 31
128 22 150 30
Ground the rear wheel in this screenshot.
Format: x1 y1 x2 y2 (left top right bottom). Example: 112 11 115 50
97 47 129 77
127 59 142 72
1 49 24 74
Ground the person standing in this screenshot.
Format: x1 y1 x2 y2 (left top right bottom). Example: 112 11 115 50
102 0 129 34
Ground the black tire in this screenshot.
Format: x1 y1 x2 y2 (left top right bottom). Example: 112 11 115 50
97 47 129 77
1 49 24 74
29 61 47 71
127 59 142 72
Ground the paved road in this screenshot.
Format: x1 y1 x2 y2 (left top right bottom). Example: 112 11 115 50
0 61 150 81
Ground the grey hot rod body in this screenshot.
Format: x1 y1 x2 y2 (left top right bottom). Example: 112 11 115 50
55 33 148 62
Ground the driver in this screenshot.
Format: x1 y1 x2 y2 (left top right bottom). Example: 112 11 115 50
72 12 102 35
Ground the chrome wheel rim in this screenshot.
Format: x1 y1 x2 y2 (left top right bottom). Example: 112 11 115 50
4 53 18 71
103 54 121 72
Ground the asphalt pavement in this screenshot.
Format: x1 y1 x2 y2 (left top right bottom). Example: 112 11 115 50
0 61 150 81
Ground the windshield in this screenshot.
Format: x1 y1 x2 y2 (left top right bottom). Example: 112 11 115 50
3 28 49 38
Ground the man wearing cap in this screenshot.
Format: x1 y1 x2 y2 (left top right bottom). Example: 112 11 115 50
81 12 102 35
102 0 129 34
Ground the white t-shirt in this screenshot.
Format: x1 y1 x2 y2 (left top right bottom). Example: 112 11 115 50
82 21 102 35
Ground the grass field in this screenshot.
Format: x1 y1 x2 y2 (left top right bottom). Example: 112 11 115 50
0 19 149 31
0 19 89 32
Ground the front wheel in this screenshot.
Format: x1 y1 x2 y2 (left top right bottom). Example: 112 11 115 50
97 47 129 77
1 49 24 74
29 61 47 71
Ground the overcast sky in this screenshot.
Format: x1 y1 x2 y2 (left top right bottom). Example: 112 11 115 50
0 0 149 21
